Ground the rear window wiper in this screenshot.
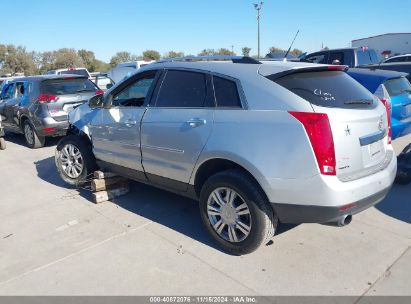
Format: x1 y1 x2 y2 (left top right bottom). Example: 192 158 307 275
344 99 373 105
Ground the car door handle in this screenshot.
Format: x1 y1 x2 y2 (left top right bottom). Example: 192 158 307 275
125 119 137 127
187 118 206 127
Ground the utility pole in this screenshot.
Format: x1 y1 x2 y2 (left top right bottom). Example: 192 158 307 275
254 2 263 59
231 45 234 55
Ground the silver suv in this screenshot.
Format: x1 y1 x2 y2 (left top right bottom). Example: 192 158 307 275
55 56 397 254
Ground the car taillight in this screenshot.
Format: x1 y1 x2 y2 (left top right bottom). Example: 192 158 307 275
95 89 104 95
35 94 58 103
289 111 336 176
380 98 392 144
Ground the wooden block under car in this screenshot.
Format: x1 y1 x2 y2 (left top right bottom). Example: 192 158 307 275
91 176 128 192
93 171 119 179
92 182 130 204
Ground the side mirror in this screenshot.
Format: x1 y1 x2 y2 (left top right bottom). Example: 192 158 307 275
106 83 113 90
88 94 104 108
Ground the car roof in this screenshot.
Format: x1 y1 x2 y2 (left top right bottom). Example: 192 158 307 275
141 60 325 79
347 68 407 92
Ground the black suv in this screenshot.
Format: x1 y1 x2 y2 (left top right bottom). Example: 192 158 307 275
0 75 101 148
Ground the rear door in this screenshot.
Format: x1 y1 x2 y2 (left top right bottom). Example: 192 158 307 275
141 69 214 191
41 77 98 122
1 82 23 132
273 69 391 181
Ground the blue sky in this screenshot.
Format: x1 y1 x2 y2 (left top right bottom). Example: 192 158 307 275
1 0 410 62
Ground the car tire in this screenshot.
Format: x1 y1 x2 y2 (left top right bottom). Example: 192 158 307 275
199 169 278 255
23 120 45 149
395 171 411 185
55 135 97 186
0 137 6 150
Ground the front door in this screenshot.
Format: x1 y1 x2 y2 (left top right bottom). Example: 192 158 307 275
91 70 158 177
141 69 215 191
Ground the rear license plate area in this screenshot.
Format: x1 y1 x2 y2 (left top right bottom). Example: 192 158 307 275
63 103 82 113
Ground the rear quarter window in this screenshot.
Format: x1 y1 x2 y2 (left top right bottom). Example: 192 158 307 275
270 71 377 109
213 76 242 108
41 78 96 95
356 50 380 65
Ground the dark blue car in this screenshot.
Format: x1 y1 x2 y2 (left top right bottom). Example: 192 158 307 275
348 68 411 139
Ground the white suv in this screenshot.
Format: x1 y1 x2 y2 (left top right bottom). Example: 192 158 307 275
55 56 397 254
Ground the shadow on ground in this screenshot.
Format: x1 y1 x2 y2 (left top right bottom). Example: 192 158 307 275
375 184 411 224
4 132 61 148
34 156 297 254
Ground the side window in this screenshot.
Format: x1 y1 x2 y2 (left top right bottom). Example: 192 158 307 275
112 72 156 107
305 53 326 64
2 84 15 100
213 76 242 108
16 82 26 98
156 70 207 108
329 52 344 65
385 57 403 63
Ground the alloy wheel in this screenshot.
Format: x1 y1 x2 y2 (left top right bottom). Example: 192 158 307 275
207 187 252 243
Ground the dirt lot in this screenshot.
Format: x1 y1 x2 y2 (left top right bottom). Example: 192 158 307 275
0 133 410 297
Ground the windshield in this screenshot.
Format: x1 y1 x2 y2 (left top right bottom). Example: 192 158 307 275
41 78 96 95
271 70 376 109
356 49 380 65
384 77 411 96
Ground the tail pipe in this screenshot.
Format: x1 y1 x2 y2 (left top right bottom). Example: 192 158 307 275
336 214 352 227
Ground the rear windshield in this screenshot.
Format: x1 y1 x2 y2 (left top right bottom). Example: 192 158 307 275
271 70 376 108
57 69 89 77
356 49 380 65
384 77 411 96
41 78 96 95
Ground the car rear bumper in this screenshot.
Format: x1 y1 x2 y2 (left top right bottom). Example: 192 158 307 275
272 186 391 224
264 148 397 224
36 117 69 137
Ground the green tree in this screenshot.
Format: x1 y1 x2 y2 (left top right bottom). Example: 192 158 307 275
53 48 84 69
142 49 161 61
110 51 136 67
216 48 235 56
198 49 216 56
78 49 96 71
290 48 303 56
164 51 184 58
242 47 251 57
0 44 37 75
269 46 285 53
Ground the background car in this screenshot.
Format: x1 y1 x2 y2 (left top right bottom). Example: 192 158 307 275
89 72 115 91
383 54 411 63
107 60 154 83
46 67 91 78
348 68 411 139
0 75 102 148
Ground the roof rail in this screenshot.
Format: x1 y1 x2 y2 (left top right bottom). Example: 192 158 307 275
155 56 261 64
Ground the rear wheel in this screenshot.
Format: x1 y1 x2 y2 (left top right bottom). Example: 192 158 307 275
55 135 97 186
23 120 45 149
199 169 277 255
0 137 6 150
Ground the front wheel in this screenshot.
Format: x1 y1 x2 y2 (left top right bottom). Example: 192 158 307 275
55 135 97 186
199 169 278 255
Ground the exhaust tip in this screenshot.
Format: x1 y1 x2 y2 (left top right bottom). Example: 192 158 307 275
338 214 352 227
